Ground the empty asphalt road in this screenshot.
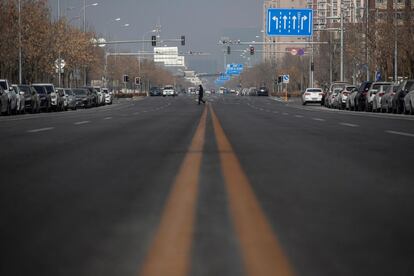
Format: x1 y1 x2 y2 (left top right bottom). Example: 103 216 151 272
1 95 413 276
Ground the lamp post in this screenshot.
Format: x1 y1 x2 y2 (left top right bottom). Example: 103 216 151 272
18 0 22 84
394 0 398 82
81 1 98 85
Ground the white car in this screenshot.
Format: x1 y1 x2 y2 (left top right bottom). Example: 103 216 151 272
337 85 357 109
102 88 113 104
93 86 105 105
162 85 176 97
302 88 323 105
0 79 17 114
365 82 392 112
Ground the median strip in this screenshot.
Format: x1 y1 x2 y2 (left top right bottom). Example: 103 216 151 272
139 106 208 276
209 105 295 276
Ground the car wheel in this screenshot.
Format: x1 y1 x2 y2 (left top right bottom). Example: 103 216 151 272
302 101 306 105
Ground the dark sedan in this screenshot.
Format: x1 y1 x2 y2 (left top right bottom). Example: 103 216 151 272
73 88 92 108
31 85 50 112
257 87 269 96
19 85 40 113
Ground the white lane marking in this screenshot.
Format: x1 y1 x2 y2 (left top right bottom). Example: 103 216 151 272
312 118 326 122
74 120 90 125
27 127 54 133
295 115 304 118
386 130 414 138
104 117 112 120
340 122 359 127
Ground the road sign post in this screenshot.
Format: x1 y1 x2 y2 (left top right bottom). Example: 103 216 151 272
267 9 313 37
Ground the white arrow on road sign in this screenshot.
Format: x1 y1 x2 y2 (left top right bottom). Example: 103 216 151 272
292 16 297 29
273 16 279 30
301 15 308 30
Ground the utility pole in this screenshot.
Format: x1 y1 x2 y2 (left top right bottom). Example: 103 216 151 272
366 1 370 81
394 0 398 82
340 10 344 82
58 0 62 87
18 0 22 84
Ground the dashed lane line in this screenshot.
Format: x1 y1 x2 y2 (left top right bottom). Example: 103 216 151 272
27 127 54 133
386 130 414 138
340 122 359 127
312 118 326 122
103 117 112 120
74 121 90 125
295 115 304 118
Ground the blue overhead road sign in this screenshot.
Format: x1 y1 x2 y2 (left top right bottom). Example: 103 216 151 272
226 64 244 76
267 8 313 37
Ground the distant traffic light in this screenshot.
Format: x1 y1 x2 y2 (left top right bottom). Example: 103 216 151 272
135 77 141 85
227 46 231 55
123 75 129 83
151 35 156 47
250 46 255 55
181 35 185 46
278 75 283 83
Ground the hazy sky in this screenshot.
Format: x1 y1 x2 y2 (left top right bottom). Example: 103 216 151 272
50 0 266 72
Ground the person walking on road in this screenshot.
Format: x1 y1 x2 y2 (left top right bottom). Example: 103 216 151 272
198 84 206 105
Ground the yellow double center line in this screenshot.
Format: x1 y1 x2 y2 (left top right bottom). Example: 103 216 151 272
140 105 294 276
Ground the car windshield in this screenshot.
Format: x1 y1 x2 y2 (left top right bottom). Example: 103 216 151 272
372 84 390 90
44 85 54 94
0 81 7 90
33 86 46 94
307 89 322 92
405 81 414 91
73 89 86 95
18 86 31 95
65 90 73 95
164 86 173 90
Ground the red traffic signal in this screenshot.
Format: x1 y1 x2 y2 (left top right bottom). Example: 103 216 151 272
250 46 255 55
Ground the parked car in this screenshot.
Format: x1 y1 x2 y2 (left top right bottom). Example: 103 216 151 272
403 87 414 115
336 85 357 109
346 88 359 111
31 85 51 112
102 88 113 104
380 85 398 113
327 88 342 108
93 86 105 106
0 79 18 114
57 88 77 111
150 87 162 96
365 82 392 112
12 85 26 114
302 88 323 105
18 85 40 113
257 87 269 96
0 85 9 115
32 83 63 111
323 82 348 107
248 87 257 96
355 81 374 111
391 80 414 114
371 83 393 112
73 88 92 108
82 86 98 106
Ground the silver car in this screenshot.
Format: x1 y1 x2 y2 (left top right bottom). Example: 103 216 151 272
12 85 26 114
403 88 414 115
365 82 392 112
0 79 17 114
380 85 398 113
372 84 392 112
0 85 9 114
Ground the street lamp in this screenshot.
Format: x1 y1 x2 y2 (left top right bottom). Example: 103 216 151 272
82 2 98 32
81 1 98 85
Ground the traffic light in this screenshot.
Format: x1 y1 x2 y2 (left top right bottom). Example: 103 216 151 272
278 75 283 83
181 35 185 46
151 35 156 47
135 77 141 85
250 46 255 55
123 75 129 83
227 46 231 55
